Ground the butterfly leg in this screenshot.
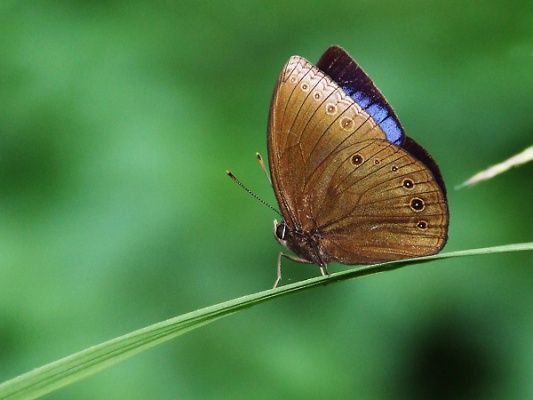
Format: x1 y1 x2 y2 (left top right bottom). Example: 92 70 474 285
319 264 329 277
256 152 272 185
273 252 312 289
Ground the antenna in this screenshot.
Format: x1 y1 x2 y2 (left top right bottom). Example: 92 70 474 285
226 170 282 217
255 152 272 184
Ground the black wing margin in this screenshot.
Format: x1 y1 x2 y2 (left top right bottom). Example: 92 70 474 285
316 45 405 145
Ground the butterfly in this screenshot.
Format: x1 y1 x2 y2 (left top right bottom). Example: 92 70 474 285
227 46 449 287
262 45 449 287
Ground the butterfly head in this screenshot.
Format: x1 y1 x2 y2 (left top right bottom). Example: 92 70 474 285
273 219 327 265
273 219 289 246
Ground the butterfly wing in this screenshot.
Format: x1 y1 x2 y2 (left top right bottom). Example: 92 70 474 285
311 139 448 263
316 45 405 146
268 55 388 231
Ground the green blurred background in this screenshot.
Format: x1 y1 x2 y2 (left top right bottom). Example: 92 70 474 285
1 1 532 399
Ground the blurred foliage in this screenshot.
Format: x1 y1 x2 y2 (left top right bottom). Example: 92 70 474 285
0 1 531 399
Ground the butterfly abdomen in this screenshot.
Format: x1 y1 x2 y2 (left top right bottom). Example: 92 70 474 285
284 230 332 266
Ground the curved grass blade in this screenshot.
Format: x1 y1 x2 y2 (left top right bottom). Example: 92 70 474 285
0 242 532 400
456 145 533 189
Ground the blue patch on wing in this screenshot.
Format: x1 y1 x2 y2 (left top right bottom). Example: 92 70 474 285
349 89 372 108
378 117 403 145
342 87 403 145
317 46 405 146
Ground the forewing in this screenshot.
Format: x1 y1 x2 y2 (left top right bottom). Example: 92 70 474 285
316 45 405 145
268 55 387 230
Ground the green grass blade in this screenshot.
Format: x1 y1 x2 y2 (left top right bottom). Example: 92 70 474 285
456 145 533 189
0 242 531 400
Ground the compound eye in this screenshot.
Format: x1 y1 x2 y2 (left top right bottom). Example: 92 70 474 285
275 222 287 240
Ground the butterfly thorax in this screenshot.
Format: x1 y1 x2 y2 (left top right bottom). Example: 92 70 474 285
274 220 328 266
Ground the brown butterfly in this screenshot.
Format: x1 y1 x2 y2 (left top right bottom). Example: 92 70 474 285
230 46 449 287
